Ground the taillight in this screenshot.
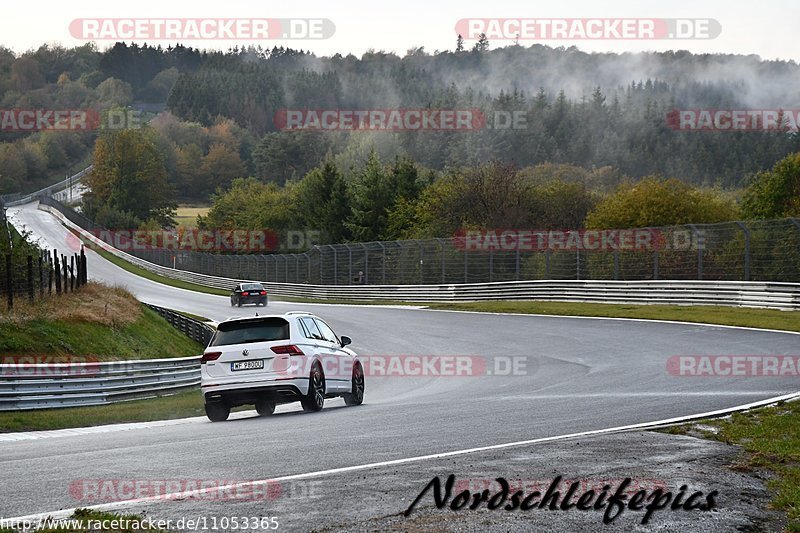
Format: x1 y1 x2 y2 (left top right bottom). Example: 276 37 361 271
260 291 267 295
271 345 304 356
201 351 222 364
242 292 249 296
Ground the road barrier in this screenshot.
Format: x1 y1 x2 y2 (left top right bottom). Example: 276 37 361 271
145 304 215 346
37 201 800 310
1 166 92 207
0 303 212 411
0 355 201 411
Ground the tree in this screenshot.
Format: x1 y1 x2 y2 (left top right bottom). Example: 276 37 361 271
84 128 176 226
742 152 800 219
294 160 351 243
200 143 248 195
585 176 739 229
456 35 464 52
346 152 393 241
473 33 489 52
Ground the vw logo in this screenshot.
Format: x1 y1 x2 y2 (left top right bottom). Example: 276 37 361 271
242 349 249 356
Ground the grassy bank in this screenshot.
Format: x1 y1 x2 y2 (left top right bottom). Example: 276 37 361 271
665 400 800 531
0 282 201 359
426 301 800 333
0 389 257 432
90 245 229 296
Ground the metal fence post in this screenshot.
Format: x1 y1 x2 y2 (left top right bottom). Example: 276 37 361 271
653 249 659 280
419 241 424 284
376 242 386 284
613 250 620 281
688 224 703 280
362 243 369 284
735 221 751 281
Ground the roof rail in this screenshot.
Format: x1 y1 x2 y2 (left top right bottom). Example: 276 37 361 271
284 311 314 316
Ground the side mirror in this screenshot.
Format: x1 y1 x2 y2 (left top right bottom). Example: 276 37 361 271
340 335 352 347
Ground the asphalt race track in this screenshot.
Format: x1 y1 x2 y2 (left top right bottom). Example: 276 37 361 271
3 202 799 530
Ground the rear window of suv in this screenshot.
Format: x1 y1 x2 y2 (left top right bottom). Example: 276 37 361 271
210 317 289 346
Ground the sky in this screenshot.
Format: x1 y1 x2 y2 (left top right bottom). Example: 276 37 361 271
1 0 798 61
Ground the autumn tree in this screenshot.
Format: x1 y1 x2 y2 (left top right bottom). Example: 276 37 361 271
84 128 176 226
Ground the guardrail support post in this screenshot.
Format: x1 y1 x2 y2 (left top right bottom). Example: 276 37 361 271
735 221 751 281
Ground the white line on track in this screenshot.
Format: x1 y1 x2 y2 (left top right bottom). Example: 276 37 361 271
4 391 798 527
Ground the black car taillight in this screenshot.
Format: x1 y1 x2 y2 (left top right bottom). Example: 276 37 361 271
271 345 304 356
201 351 222 364
260 291 267 295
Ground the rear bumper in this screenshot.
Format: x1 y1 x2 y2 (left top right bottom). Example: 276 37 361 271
202 378 308 406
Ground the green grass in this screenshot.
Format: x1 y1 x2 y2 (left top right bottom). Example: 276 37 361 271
0 390 209 432
92 246 229 296
424 300 800 333
174 205 210 228
669 401 800 532
0 389 256 432
0 508 170 532
0 305 201 360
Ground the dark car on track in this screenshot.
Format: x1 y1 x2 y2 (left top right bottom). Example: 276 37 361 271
230 283 268 307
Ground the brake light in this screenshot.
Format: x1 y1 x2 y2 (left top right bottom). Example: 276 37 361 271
201 351 222 363
242 292 249 296
271 345 304 356
260 291 267 295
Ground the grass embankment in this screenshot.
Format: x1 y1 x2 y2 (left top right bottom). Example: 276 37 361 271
0 282 211 432
91 245 229 296
665 400 800 532
0 282 201 359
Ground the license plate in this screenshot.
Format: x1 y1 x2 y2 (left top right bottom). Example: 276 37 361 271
231 359 265 371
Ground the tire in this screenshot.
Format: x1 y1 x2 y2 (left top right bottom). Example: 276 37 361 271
301 363 325 412
230 298 235 307
236 298 242 307
205 402 230 422
343 363 365 406
255 399 275 416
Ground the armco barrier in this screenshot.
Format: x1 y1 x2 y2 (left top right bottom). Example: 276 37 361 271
0 356 200 411
0 304 213 411
146 304 214 346
3 166 92 208
39 202 800 310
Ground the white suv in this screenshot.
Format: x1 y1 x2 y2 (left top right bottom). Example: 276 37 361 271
200 312 365 421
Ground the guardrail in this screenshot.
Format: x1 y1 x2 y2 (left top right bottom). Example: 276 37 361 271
0 304 214 411
39 201 800 310
3 166 92 207
0 355 201 411
146 304 215 346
